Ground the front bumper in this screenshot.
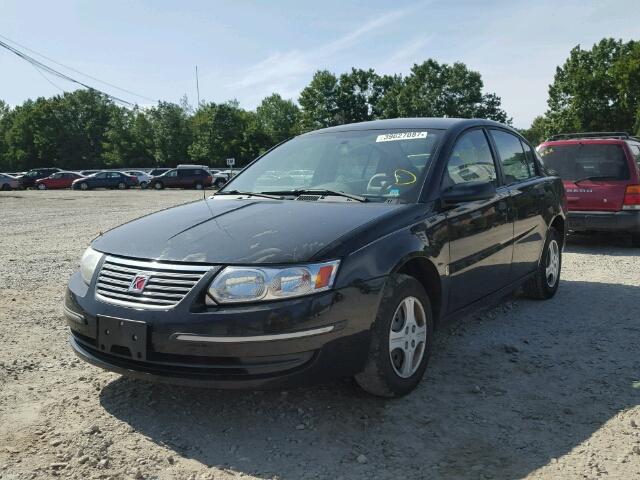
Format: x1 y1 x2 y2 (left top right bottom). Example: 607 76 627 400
568 210 640 233
65 271 385 389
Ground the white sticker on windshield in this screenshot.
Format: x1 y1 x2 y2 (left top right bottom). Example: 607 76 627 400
376 131 427 142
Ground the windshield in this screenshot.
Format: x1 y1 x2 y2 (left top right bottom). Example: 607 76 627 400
538 144 630 181
222 129 442 202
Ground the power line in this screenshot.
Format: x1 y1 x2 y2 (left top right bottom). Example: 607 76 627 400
0 33 156 103
0 39 136 106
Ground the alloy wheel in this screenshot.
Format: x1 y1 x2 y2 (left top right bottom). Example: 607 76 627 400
389 296 428 378
545 239 560 287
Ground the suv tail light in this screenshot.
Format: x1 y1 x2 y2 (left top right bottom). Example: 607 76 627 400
623 185 640 210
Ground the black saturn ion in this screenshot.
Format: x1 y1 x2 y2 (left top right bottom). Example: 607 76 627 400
65 118 566 397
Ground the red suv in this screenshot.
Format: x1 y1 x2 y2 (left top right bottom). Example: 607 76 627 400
538 132 640 246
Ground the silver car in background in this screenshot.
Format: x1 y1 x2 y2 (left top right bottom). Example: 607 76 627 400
124 170 152 189
0 173 20 190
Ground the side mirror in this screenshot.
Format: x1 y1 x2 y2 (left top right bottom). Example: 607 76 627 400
441 181 496 205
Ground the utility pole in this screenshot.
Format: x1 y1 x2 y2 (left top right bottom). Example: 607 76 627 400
195 65 200 108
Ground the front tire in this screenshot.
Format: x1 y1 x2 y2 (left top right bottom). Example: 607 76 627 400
139 181 148 189
154 182 163 190
80 182 89 191
37 183 46 190
523 227 562 300
355 274 434 398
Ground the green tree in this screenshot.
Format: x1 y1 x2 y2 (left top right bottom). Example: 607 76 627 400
147 101 191 166
256 94 300 145
103 107 155 167
298 70 339 131
189 101 268 167
519 115 552 145
378 60 510 123
546 38 640 134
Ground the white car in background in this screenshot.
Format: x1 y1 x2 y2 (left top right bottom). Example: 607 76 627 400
124 170 152 189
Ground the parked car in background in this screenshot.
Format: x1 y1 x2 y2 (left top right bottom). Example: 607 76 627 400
538 132 640 246
0 173 20 190
211 169 237 188
65 118 566 397
72 171 138 190
35 171 84 190
149 168 170 177
148 166 212 190
18 168 62 189
79 170 100 177
124 170 152 189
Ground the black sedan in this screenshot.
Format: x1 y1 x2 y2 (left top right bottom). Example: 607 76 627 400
72 171 138 190
65 118 566 397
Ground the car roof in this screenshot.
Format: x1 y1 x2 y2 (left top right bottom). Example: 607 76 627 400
301 117 508 135
539 138 630 146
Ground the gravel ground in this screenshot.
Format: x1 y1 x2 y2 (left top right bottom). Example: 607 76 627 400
1 189 639 480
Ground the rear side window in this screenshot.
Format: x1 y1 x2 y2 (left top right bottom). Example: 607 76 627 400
442 129 497 189
490 130 536 183
538 144 630 181
629 144 640 172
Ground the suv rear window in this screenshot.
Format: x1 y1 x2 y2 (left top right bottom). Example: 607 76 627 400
538 144 630 181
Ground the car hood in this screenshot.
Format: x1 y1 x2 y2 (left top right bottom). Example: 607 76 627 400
91 198 406 264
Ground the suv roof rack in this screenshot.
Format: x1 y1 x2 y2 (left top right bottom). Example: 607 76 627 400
547 132 640 141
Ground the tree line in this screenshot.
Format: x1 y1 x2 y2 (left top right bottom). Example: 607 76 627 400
0 59 509 172
1 38 639 172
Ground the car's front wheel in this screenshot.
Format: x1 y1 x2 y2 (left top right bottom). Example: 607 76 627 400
37 183 46 190
214 178 226 189
154 182 163 190
523 227 562 299
80 182 89 191
139 181 148 189
194 182 203 190
117 182 126 190
1 183 11 191
355 274 434 398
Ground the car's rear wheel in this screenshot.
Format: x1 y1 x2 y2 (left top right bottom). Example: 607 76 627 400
194 182 203 190
523 227 562 300
80 182 89 191
154 182 163 190
355 274 434 398
37 183 46 190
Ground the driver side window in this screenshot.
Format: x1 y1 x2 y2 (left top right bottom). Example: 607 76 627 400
442 129 497 190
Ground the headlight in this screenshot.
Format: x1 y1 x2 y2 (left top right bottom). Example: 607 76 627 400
208 261 340 304
80 247 103 285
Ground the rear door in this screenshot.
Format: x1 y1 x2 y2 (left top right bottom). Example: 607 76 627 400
490 129 550 281
538 142 631 212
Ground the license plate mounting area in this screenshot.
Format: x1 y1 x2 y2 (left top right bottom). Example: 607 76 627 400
98 316 147 361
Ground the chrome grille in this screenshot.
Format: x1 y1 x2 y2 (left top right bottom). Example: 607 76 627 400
95 256 212 309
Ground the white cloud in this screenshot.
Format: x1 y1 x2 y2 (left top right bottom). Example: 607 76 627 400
232 2 427 106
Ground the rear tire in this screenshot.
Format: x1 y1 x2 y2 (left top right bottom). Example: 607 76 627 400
523 227 562 300
194 182 203 190
139 181 148 189
355 274 434 398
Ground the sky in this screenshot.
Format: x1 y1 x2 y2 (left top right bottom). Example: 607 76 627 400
1 0 639 128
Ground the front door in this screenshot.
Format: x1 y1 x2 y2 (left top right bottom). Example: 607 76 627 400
443 128 514 313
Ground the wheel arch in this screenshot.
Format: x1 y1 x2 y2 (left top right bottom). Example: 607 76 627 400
393 256 443 327
550 214 566 249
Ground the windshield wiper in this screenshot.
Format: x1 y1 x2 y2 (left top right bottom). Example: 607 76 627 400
261 189 368 202
574 175 616 185
216 190 284 200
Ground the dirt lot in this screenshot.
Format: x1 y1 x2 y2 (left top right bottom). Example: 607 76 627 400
0 189 639 480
